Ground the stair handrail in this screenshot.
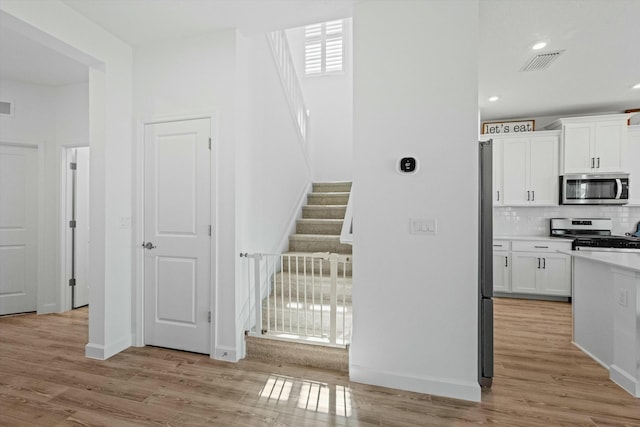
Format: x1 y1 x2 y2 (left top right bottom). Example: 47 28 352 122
340 186 353 245
266 30 310 144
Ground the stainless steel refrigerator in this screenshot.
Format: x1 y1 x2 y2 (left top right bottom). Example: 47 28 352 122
479 140 494 388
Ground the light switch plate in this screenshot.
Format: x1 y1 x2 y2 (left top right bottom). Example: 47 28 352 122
618 289 628 307
120 216 131 229
410 218 437 235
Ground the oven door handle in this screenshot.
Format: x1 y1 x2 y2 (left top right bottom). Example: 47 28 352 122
615 179 622 199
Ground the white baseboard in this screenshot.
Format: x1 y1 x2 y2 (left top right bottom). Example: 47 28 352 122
571 341 610 369
38 303 58 314
85 335 132 360
610 364 640 397
350 364 481 402
213 345 239 362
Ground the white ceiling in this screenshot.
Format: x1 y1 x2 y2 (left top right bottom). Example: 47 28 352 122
0 26 88 86
1 0 638 121
479 0 640 121
61 0 360 44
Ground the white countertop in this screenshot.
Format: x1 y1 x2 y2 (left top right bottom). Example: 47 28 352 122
494 235 561 242
560 250 640 273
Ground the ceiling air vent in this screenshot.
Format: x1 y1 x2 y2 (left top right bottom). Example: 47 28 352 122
520 50 565 72
0 101 13 116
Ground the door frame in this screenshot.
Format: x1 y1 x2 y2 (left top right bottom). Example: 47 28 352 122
0 139 45 313
59 143 90 312
133 112 217 355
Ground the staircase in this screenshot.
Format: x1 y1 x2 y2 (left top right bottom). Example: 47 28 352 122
287 181 352 263
245 182 352 371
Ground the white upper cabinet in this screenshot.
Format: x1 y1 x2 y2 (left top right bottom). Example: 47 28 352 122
495 131 560 206
627 125 640 205
548 114 629 174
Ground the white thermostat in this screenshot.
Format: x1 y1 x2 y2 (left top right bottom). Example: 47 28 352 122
398 156 419 175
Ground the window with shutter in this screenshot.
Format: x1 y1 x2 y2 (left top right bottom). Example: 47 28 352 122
304 20 344 76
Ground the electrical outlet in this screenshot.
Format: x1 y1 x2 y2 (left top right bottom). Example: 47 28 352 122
618 289 628 307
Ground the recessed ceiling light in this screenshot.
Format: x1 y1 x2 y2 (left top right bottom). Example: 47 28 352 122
633 83 640 89
532 41 547 50
489 96 499 102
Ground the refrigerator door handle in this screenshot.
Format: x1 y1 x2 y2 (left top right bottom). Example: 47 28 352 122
537 258 541 268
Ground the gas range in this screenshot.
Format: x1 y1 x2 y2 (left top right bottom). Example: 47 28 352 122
550 218 640 252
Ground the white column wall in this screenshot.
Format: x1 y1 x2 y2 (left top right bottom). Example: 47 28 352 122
1 0 134 359
350 0 481 402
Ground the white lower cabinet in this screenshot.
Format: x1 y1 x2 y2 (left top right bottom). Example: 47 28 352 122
493 251 510 292
494 239 572 298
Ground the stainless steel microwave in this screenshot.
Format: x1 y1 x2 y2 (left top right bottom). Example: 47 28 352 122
560 173 629 205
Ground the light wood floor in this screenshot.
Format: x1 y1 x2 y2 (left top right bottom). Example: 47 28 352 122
1 298 639 426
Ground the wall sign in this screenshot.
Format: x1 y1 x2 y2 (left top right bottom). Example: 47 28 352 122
625 109 640 125
481 120 535 134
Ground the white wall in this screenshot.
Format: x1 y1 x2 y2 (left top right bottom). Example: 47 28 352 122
236 33 312 254
286 21 353 182
0 79 56 142
1 0 134 360
350 0 481 402
0 79 89 314
134 30 240 361
134 30 313 360
235 33 313 336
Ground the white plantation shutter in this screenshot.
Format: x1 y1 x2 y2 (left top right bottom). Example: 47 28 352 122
304 20 344 76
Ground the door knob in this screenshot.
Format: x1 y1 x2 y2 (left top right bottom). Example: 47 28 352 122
142 242 156 250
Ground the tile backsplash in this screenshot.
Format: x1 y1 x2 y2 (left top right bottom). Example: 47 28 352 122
494 206 640 236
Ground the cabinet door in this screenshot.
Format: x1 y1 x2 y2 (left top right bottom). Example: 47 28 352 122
492 139 504 206
502 138 530 205
539 254 571 296
493 252 510 292
627 127 640 205
594 120 625 172
529 136 559 205
563 123 594 173
511 252 539 294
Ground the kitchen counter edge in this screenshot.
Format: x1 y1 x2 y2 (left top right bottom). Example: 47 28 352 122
559 250 640 273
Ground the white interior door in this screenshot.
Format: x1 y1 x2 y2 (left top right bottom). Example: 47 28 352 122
74 147 90 307
0 144 38 315
144 119 211 354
